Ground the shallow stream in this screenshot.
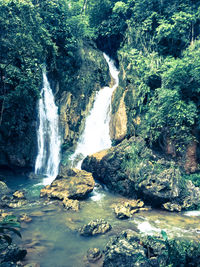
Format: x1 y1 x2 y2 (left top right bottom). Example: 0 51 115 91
4 175 200 267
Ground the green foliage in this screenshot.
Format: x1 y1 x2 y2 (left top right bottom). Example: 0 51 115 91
113 1 128 15
164 237 200 266
183 173 200 188
156 12 195 56
161 230 168 242
145 87 197 151
87 0 114 29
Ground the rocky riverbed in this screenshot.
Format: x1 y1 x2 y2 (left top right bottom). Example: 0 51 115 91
0 171 200 267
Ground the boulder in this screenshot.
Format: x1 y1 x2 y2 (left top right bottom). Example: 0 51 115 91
162 202 182 212
86 248 102 263
181 180 200 209
79 219 112 236
82 137 200 209
63 198 80 211
113 199 145 219
163 180 200 212
82 138 138 197
40 168 95 200
103 230 168 267
138 168 180 201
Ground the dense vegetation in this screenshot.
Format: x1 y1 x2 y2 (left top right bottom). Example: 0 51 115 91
0 0 200 179
0 1 200 264
96 0 200 173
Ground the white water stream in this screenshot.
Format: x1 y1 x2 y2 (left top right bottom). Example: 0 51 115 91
35 68 61 185
71 53 119 169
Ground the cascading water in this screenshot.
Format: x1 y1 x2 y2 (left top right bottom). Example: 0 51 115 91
35 67 61 185
71 53 119 169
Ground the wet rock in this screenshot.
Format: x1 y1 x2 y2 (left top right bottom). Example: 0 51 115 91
87 248 102 263
0 181 10 197
114 199 145 219
63 198 80 211
13 191 25 199
163 202 182 212
181 180 200 209
163 180 200 211
79 219 112 236
19 214 32 223
40 168 95 200
103 230 147 267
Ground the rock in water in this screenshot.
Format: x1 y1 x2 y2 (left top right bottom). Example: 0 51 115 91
40 168 95 200
113 199 146 219
103 230 200 267
13 190 25 199
103 230 168 267
63 198 80 211
86 248 102 263
79 219 112 236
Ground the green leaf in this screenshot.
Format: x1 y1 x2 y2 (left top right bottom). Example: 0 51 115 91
161 230 168 241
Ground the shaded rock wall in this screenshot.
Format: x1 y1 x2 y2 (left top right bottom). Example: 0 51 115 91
82 137 200 210
110 90 127 142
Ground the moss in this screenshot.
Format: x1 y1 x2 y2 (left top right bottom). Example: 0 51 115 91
183 173 200 188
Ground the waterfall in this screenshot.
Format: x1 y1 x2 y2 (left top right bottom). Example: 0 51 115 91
35 67 61 185
71 53 119 169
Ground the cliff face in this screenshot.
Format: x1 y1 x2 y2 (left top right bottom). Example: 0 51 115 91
58 42 110 164
110 90 127 142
